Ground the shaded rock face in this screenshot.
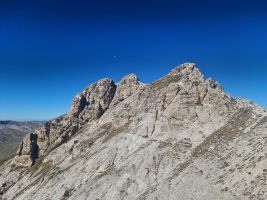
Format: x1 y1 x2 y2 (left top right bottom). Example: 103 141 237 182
0 63 267 200
29 133 39 166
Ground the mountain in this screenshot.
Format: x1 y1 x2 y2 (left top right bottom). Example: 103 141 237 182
0 121 45 162
0 63 266 200
0 121 45 131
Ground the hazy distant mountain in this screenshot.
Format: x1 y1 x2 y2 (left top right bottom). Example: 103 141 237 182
0 121 45 162
0 63 266 200
0 120 45 131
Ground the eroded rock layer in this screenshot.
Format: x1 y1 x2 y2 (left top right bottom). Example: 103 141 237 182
0 63 266 200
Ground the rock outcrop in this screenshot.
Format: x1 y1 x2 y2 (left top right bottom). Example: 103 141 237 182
0 63 266 200
110 73 143 106
15 78 116 167
77 78 116 121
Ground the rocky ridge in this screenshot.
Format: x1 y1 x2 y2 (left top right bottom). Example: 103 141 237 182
0 63 266 200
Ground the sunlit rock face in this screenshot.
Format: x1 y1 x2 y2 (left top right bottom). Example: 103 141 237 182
110 73 143 106
77 78 117 121
1 63 266 200
15 78 117 166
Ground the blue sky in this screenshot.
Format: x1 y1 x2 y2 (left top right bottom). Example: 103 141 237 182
0 0 267 120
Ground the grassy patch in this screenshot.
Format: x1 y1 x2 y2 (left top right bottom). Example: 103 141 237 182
28 156 46 175
151 74 182 91
192 108 252 159
33 160 53 178
102 123 129 143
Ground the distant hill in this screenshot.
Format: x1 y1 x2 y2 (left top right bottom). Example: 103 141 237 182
0 121 45 162
0 120 45 131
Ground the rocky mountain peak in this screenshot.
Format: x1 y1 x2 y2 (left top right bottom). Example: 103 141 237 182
77 78 116 121
120 73 139 84
170 62 196 74
1 63 266 200
70 78 117 119
110 73 143 107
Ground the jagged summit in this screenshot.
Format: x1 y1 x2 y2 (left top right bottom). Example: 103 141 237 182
119 73 139 83
171 62 197 73
111 73 143 107
0 63 266 200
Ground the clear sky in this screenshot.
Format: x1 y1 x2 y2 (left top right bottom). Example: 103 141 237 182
0 0 267 120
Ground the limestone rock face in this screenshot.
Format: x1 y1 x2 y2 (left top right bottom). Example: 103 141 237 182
70 94 86 118
78 78 117 121
13 78 116 167
0 63 266 200
111 73 143 106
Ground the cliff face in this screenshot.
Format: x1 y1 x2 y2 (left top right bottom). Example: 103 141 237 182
0 63 266 200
